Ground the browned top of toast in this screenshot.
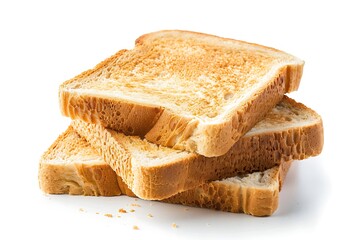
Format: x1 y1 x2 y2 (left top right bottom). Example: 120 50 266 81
61 30 303 120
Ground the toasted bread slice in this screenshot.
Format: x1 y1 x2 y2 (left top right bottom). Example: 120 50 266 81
71 96 323 200
59 30 304 157
39 127 292 216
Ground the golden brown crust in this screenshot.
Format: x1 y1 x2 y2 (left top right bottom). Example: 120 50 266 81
134 120 321 199
59 30 304 157
39 127 292 216
116 176 136 197
38 127 123 196
60 91 164 136
278 159 292 190
146 69 289 156
164 160 292 216
70 121 136 191
39 162 122 196
136 30 300 62
71 97 323 200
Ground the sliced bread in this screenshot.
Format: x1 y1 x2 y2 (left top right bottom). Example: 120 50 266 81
39 127 291 216
59 30 304 157
71 96 323 200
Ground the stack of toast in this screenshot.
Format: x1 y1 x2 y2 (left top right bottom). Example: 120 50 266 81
39 30 323 216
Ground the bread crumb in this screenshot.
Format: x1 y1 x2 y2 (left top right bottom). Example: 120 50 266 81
117 215 121 218
172 223 178 229
118 208 127 213
95 212 99 215
147 213 153 218
104 213 113 218
79 208 85 212
134 199 138 201
129 209 135 212
184 208 189 211
133 225 139 230
131 203 141 207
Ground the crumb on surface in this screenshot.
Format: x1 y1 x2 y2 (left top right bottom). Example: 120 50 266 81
172 223 178 229
133 225 139 230
104 213 113 218
117 215 121 218
129 209 135 212
147 213 153 218
184 208 189 211
95 212 99 215
79 208 84 212
118 208 127 213
131 203 141 207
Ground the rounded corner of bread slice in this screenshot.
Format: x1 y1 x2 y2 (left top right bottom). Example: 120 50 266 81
127 143 198 200
39 126 122 196
69 96 322 200
59 30 307 157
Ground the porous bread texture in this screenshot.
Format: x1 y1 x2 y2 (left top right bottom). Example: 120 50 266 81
59 30 304 157
71 96 323 200
38 127 122 196
247 96 322 135
165 160 292 216
38 127 292 216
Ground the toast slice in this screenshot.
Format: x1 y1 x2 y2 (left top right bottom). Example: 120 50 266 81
72 96 323 200
39 127 292 216
59 30 304 157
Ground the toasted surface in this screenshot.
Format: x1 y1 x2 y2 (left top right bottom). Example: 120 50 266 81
38 127 122 196
165 160 292 216
39 127 292 216
60 30 304 157
72 96 323 200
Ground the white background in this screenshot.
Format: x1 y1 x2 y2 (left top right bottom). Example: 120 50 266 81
1 0 359 239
